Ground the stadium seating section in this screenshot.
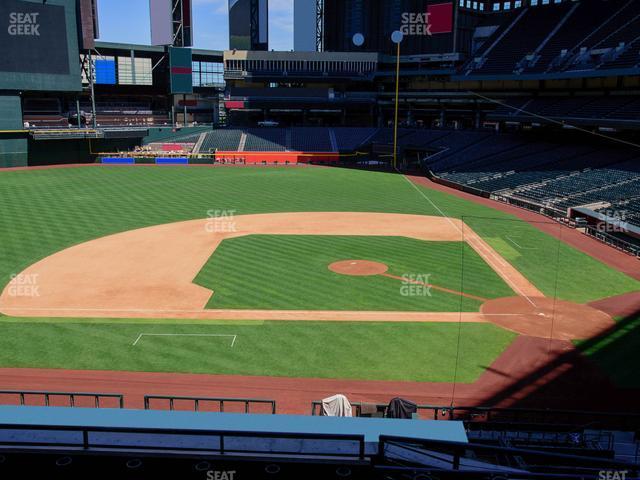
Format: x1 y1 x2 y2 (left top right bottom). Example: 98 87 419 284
468 0 640 75
420 129 640 228
196 125 640 232
489 95 640 125
199 127 377 153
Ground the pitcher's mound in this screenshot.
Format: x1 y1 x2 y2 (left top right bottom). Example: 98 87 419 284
481 296 614 340
329 260 388 276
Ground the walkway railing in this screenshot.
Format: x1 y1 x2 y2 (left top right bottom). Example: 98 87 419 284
0 390 124 409
144 395 276 414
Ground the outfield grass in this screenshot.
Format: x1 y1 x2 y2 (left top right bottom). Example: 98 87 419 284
0 318 516 382
1 166 636 305
194 235 513 311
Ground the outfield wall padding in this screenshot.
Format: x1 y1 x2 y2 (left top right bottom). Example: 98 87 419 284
156 157 189 165
101 157 135 164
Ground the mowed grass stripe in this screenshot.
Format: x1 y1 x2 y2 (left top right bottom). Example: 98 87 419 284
0 320 516 383
194 235 513 311
1 167 638 303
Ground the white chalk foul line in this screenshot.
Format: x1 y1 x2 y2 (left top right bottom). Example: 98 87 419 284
132 333 237 347
401 175 538 308
506 236 538 250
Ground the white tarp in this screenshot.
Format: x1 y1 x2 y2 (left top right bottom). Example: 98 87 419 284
321 394 353 417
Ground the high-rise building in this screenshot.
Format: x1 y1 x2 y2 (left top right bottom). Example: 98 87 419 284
150 0 193 47
77 0 99 49
229 0 269 51
294 0 316 52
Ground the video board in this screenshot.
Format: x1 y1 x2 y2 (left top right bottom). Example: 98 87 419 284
0 0 81 91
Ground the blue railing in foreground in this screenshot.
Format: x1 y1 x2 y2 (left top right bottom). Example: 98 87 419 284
0 390 124 409
144 395 277 414
0 423 366 460
377 435 638 477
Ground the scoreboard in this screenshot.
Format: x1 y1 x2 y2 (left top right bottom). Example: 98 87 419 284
0 0 81 91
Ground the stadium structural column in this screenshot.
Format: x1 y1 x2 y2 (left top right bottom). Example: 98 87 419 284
76 99 81 129
88 50 97 130
183 94 187 126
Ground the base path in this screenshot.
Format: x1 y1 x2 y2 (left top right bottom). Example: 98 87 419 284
482 296 614 340
0 212 539 320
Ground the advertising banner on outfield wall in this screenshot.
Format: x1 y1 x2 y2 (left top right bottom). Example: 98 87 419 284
0 0 70 75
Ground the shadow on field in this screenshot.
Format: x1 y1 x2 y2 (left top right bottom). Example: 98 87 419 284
476 304 640 413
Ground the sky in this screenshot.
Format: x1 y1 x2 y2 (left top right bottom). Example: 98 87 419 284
97 0 294 51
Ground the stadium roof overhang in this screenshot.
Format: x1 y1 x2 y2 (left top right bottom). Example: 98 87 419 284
94 42 224 62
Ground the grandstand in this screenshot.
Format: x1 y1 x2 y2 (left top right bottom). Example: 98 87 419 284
467 0 640 75
421 128 640 222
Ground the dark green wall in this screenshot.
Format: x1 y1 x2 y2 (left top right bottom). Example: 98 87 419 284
27 138 141 166
0 95 27 167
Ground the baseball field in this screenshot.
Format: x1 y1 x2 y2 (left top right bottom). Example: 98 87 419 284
0 165 639 410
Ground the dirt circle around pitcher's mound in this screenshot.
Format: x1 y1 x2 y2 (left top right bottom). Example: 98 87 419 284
481 296 615 340
328 260 389 277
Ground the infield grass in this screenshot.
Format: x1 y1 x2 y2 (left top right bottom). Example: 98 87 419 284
194 235 514 311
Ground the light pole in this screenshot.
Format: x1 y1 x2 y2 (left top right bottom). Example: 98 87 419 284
391 30 403 170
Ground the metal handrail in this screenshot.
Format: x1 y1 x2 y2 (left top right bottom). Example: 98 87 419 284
0 423 366 460
0 390 124 409
378 435 638 476
144 395 276 414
